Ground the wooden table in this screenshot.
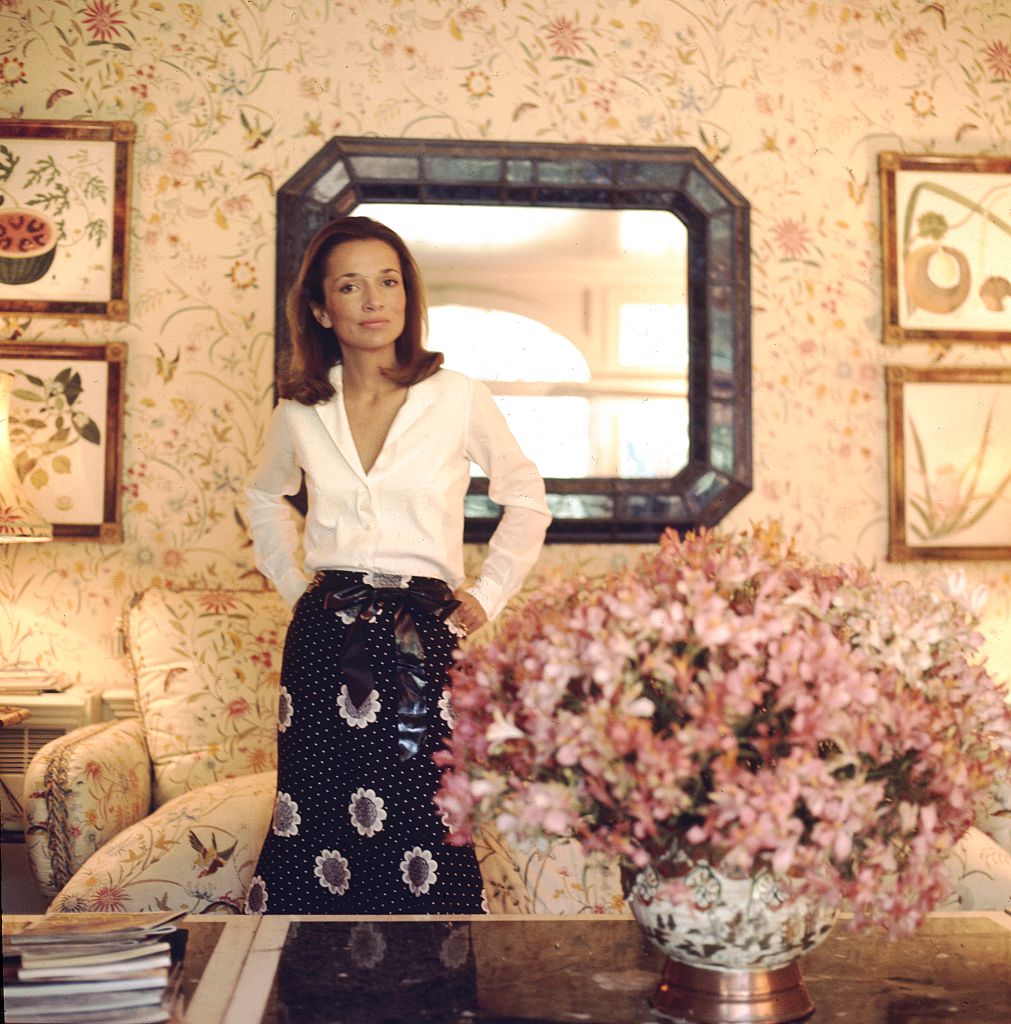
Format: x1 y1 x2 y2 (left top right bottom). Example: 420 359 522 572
5 912 1010 1023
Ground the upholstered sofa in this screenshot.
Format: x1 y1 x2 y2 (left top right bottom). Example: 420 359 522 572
22 586 619 915
23 586 1011 915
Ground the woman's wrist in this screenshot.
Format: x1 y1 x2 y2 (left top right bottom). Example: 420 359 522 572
451 588 489 634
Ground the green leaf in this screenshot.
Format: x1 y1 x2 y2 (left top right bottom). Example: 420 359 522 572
52 455 72 474
0 144 18 183
12 388 43 403
74 413 101 445
29 467 48 489
62 371 83 406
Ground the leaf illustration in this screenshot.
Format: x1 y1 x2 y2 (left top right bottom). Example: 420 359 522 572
60 371 83 406
73 412 101 445
0 144 17 183
950 466 1011 533
14 450 34 480
46 88 73 108
52 455 72 474
907 415 935 534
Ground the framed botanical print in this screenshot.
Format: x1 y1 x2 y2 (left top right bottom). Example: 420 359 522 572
886 365 1011 561
0 119 134 319
879 152 1011 344
0 342 126 542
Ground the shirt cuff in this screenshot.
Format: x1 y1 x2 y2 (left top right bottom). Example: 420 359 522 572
466 577 503 622
276 569 311 609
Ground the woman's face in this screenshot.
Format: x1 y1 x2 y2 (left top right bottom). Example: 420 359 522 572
312 238 407 357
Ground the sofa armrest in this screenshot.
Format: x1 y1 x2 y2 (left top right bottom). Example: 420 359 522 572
24 718 152 900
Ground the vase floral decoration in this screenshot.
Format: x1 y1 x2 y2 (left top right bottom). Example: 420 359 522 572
435 523 1010 944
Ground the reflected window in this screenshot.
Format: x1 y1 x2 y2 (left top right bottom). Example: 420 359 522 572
431 304 687 479
430 306 589 382
366 202 691 482
619 303 689 372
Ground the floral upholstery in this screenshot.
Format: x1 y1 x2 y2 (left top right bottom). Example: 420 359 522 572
48 772 275 914
976 775 1011 859
941 825 1011 911
23 585 1011 916
24 718 151 900
477 830 625 915
478 825 1011 917
126 587 286 806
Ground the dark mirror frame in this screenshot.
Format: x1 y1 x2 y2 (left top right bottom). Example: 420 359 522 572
276 137 751 544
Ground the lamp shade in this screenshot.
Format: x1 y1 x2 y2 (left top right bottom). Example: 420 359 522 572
0 369 53 542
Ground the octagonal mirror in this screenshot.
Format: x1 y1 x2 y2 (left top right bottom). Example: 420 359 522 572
276 137 751 543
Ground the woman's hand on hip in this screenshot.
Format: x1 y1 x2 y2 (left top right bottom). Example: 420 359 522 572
451 589 488 635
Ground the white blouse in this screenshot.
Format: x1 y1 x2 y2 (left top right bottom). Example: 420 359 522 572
245 365 551 620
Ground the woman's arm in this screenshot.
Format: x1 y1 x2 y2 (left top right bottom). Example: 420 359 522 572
464 381 552 622
245 402 312 607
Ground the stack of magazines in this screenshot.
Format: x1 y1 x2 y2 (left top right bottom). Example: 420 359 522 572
3 911 187 1024
0 664 70 696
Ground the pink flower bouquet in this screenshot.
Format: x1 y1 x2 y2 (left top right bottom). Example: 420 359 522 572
436 523 1011 933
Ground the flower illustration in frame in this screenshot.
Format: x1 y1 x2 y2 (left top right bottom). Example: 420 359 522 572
879 152 1011 343
0 118 134 319
0 342 126 542
887 366 1011 560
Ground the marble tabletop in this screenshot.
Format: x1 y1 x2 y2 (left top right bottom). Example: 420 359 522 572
5 911 1009 1023
226 911 1011 1024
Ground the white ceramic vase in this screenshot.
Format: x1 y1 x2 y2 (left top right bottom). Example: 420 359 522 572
624 848 838 1023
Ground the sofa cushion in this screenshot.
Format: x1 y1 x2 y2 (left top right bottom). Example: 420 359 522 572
127 587 288 805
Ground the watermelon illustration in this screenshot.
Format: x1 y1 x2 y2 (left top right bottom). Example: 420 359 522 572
0 208 57 285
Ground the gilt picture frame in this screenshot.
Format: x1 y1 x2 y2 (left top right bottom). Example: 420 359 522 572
886 365 1011 561
0 119 134 320
0 342 126 542
879 152 1011 344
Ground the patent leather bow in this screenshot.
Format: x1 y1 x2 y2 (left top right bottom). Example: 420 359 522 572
321 578 460 762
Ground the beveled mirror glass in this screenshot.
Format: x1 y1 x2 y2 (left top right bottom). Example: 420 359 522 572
276 138 751 543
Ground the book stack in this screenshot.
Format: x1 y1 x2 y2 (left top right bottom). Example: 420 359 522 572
0 664 71 696
3 910 187 1024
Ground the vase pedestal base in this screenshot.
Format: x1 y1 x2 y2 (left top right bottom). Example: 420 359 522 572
652 958 814 1024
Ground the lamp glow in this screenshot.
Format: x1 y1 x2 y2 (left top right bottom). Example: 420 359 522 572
0 369 53 543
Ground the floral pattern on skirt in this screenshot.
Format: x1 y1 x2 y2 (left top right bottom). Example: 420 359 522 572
245 571 486 914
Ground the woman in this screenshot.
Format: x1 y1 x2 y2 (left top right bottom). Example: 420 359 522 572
243 216 550 914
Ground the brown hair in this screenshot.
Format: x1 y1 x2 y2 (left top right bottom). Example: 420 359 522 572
280 215 442 404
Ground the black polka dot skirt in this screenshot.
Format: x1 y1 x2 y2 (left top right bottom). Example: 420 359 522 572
245 570 486 915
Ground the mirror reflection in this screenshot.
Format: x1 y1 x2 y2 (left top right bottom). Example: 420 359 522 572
276 137 752 542
362 203 689 481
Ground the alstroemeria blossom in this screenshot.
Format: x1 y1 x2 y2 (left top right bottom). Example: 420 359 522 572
434 523 1011 936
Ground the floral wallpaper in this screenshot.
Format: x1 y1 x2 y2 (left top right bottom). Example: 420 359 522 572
0 0 1008 694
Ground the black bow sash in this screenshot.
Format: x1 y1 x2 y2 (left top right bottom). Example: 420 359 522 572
319 577 460 762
